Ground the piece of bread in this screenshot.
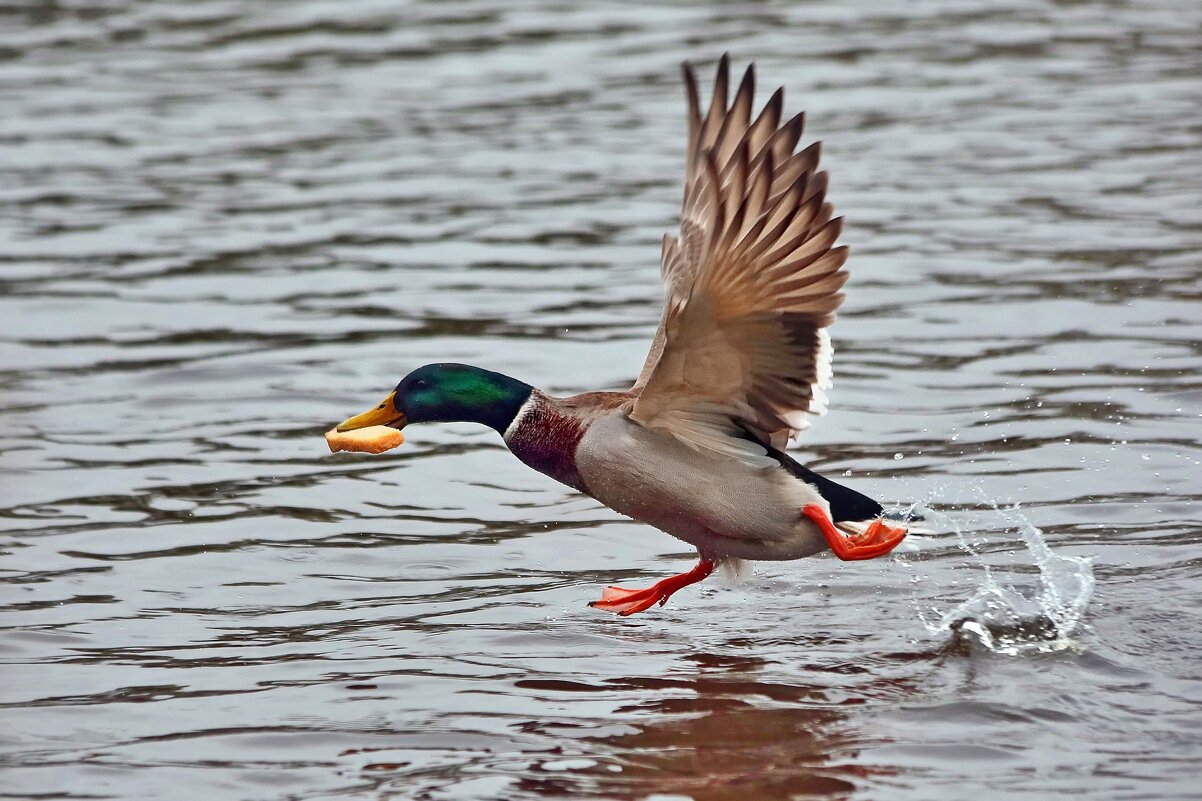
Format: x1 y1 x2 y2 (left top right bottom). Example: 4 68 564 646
324 425 404 454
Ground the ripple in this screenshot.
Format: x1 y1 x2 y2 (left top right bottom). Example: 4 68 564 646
2 1 1201 799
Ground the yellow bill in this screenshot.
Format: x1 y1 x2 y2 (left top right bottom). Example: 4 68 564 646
325 392 406 454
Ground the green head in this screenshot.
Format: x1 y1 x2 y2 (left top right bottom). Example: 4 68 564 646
336 363 533 436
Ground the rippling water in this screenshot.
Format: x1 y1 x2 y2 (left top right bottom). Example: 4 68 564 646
3 1 1201 799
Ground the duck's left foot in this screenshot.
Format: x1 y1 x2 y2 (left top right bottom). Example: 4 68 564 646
588 559 715 616
802 504 907 561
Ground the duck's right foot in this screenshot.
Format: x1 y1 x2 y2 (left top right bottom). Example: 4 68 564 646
588 558 715 616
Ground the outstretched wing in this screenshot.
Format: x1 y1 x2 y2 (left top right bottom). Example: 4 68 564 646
630 55 847 465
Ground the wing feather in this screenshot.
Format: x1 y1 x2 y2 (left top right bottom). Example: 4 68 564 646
630 55 851 462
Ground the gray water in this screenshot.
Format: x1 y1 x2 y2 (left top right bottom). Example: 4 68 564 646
3 1 1201 799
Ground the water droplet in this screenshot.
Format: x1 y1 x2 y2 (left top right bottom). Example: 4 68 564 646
893 453 903 460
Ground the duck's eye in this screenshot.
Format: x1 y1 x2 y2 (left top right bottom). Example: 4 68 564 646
414 379 429 390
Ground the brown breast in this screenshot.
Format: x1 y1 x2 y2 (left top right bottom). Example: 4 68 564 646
504 390 631 494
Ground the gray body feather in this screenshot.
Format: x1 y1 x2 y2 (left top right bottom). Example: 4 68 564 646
575 412 830 561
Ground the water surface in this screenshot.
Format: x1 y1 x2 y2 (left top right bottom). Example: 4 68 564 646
2 1 1201 799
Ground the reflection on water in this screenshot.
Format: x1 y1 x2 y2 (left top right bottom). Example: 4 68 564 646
3 1 1201 799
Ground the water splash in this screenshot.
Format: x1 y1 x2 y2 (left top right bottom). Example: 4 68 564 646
900 492 1095 656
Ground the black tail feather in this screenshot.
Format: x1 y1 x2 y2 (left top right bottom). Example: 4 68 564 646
767 446 884 523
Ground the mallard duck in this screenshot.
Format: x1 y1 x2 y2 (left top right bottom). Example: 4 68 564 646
332 55 907 616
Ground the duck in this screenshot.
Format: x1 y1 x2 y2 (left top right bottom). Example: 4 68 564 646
332 55 908 616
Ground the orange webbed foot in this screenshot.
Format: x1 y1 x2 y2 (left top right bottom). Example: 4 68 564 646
588 585 663 616
802 504 907 561
589 559 715 616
